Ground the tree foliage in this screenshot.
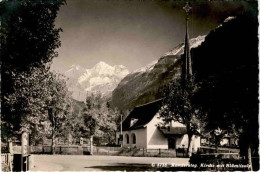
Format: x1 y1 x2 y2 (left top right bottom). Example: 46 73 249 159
2 67 71 145
1 0 65 71
192 14 258 161
76 94 119 145
191 13 258 170
160 77 202 156
1 0 66 142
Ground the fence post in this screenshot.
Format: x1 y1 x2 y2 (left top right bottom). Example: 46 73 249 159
90 136 93 155
159 148 161 155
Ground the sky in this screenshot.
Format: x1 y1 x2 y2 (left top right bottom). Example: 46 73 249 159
52 0 256 72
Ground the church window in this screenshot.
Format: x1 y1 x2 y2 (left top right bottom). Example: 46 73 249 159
132 133 136 144
125 134 129 144
130 118 138 127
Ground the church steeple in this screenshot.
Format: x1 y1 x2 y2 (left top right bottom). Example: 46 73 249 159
183 2 192 80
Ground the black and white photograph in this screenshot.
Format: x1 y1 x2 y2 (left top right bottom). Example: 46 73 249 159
1 0 259 171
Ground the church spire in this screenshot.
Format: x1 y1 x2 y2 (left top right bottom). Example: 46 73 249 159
183 2 192 80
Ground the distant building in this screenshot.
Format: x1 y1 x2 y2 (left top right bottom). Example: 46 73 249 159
117 99 200 151
201 133 239 148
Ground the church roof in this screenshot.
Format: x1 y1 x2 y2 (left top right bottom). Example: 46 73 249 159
122 99 163 131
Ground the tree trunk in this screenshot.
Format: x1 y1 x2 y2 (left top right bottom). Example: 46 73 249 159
51 127 55 154
187 133 193 157
108 134 111 144
186 124 193 157
49 109 55 154
90 135 93 155
8 139 13 154
214 144 218 171
8 139 13 172
248 145 253 171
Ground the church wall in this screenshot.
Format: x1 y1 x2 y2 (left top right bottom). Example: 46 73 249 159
121 113 201 151
122 128 147 149
147 113 168 149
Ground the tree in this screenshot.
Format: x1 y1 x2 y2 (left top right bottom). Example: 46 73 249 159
79 94 119 153
3 67 51 143
191 13 258 170
1 0 66 141
195 76 257 170
62 99 86 144
1 0 65 71
160 77 202 157
85 95 118 138
3 67 72 150
45 72 72 154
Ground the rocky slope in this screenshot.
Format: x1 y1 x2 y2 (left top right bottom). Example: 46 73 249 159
111 35 206 111
64 61 129 101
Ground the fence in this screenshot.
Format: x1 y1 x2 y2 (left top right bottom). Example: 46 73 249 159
197 146 241 160
200 153 240 159
19 145 121 155
146 148 178 157
1 154 10 164
12 145 187 157
10 145 240 158
176 148 188 157
199 146 240 154
94 146 121 152
1 153 13 172
29 145 89 155
117 147 183 157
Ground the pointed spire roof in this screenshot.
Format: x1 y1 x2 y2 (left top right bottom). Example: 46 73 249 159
183 2 192 80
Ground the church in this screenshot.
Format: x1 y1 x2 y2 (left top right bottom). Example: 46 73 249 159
116 2 201 152
118 99 201 151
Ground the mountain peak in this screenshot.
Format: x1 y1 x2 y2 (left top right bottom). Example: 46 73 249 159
216 16 237 29
94 61 109 67
70 64 82 68
132 60 158 74
92 61 114 75
224 16 236 23
115 64 127 69
131 35 206 75
64 61 129 101
164 35 206 56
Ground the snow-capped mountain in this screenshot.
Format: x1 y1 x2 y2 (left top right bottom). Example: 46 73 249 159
64 61 129 101
64 64 85 82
